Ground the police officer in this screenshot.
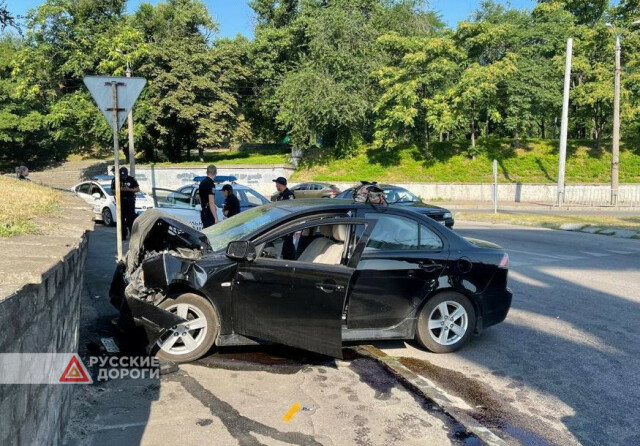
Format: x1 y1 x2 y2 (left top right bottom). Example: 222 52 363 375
111 167 140 240
198 165 219 229
272 177 296 259
221 184 241 218
273 177 295 200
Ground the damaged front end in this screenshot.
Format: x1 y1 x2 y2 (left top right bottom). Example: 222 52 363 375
109 210 212 348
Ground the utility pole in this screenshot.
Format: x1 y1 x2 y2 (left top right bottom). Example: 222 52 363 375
557 38 572 206
611 34 621 206
126 62 136 177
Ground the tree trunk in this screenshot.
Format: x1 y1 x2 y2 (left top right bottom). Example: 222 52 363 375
439 132 443 142
485 116 489 139
470 118 476 148
539 120 546 139
198 147 204 162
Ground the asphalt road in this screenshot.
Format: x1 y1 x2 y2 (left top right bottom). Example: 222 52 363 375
375 221 640 446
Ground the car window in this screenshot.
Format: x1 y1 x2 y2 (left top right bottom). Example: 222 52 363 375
77 183 91 194
90 184 104 197
155 189 194 209
420 225 444 250
203 206 289 251
364 214 419 251
295 184 308 191
312 184 323 191
242 189 268 206
384 188 420 203
258 223 363 265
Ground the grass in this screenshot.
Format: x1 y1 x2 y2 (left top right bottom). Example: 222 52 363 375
150 146 290 166
456 211 640 233
0 176 63 237
290 138 640 183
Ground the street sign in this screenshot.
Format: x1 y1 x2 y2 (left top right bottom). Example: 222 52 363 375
83 76 146 130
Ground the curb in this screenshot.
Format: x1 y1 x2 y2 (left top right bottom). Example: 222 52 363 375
353 346 505 445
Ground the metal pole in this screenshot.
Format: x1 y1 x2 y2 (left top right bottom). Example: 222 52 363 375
126 64 136 177
558 38 573 206
493 159 498 214
612 34 621 206
111 82 123 261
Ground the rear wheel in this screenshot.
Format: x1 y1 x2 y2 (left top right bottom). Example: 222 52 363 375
416 292 476 353
102 207 114 226
156 293 219 363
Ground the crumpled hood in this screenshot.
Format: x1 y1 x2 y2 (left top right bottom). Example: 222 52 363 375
125 209 211 276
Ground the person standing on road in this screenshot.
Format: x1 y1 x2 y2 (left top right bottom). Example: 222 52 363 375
273 176 296 259
221 184 241 218
111 166 140 240
199 165 219 229
273 177 295 201
15 166 29 180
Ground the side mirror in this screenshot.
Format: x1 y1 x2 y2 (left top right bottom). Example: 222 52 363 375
226 241 256 262
92 193 101 200
194 204 202 211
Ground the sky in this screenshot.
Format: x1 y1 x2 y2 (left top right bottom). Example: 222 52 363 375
7 0 538 39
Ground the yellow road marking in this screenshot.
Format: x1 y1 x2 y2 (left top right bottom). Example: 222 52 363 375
282 403 301 422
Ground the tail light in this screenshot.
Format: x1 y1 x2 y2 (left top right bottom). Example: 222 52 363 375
330 189 338 197
499 253 509 269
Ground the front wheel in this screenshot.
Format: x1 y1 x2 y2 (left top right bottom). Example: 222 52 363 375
156 293 219 363
416 292 476 353
102 207 114 226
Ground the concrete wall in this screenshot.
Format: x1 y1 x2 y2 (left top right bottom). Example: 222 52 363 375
0 195 94 446
131 165 640 205
134 164 294 196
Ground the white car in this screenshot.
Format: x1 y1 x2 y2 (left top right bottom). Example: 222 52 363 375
71 180 154 226
152 178 269 230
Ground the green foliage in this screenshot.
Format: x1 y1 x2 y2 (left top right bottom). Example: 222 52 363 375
3 0 640 174
291 138 640 183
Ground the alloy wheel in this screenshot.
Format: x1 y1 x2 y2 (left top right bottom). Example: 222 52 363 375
157 303 208 355
427 301 469 346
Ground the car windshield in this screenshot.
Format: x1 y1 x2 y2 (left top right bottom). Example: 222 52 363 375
384 188 421 203
98 184 114 196
202 206 288 251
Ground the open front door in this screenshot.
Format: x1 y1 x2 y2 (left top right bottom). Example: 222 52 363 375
232 259 353 358
231 219 372 358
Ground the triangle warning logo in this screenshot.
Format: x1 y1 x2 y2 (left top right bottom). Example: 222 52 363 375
59 355 92 384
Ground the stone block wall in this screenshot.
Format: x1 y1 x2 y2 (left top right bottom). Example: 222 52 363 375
0 195 93 446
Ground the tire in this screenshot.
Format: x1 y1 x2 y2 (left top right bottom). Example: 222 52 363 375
415 292 476 353
155 293 219 363
102 208 114 226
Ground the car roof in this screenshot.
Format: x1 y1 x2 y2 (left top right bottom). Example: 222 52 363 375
263 198 419 214
180 183 255 190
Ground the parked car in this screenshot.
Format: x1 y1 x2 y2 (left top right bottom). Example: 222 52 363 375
270 182 340 201
335 184 454 228
152 177 270 230
110 197 512 363
71 180 154 226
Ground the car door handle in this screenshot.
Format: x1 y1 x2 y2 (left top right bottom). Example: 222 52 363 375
419 263 444 272
316 282 345 293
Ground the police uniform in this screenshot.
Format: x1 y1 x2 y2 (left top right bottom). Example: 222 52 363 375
111 168 139 239
198 176 217 228
276 188 295 201
272 177 296 258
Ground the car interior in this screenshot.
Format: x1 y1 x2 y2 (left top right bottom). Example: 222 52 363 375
257 223 362 266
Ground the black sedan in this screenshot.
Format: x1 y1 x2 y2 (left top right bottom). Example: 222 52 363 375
110 199 512 363
335 184 454 228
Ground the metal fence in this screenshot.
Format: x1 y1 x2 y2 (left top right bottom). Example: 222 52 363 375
563 185 640 206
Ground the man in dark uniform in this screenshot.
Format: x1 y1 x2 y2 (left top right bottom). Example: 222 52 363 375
198 165 219 229
273 177 295 201
221 184 241 218
111 166 140 240
273 177 296 259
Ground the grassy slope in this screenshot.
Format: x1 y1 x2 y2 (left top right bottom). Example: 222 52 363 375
290 139 640 183
0 177 62 237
